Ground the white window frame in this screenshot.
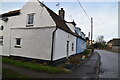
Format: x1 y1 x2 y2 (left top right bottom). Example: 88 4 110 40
15 38 21 48
26 13 35 26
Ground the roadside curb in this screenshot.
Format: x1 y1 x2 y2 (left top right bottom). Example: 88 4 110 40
95 51 101 79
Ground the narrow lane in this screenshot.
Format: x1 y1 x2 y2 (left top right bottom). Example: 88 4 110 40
96 50 119 78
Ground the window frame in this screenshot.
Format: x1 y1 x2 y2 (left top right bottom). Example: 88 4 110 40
15 38 21 48
26 13 35 27
1 26 4 30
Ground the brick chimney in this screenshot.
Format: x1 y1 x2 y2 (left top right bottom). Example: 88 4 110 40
59 8 65 20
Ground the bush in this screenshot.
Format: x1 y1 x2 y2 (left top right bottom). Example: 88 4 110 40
84 49 92 55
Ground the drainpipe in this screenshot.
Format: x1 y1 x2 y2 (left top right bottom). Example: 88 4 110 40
51 27 58 62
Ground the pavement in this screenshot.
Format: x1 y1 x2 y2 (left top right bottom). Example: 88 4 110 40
2 52 100 78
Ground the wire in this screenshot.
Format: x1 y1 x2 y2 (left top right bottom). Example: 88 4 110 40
77 0 90 21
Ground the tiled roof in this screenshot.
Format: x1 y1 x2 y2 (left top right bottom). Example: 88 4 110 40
39 2 76 35
0 10 20 17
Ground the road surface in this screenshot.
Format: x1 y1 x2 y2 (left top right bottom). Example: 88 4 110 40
95 50 119 78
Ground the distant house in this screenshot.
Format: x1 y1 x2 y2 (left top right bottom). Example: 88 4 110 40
0 0 86 62
107 38 120 53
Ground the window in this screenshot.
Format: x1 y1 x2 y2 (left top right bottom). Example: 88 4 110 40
72 43 74 51
15 38 21 48
0 26 4 30
0 36 3 46
27 13 34 26
16 38 21 45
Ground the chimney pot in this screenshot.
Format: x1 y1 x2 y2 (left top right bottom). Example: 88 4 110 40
59 8 65 20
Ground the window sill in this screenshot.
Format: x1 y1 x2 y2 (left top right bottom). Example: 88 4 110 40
26 24 34 27
15 45 21 48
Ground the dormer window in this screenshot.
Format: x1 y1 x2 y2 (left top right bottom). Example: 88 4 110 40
27 13 34 26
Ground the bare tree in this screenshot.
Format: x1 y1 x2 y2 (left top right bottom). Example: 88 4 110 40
95 35 107 49
96 35 104 43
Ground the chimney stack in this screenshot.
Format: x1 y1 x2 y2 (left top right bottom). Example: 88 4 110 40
59 8 65 20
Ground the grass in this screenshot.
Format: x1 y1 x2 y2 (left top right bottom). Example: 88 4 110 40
2 68 28 78
2 57 71 74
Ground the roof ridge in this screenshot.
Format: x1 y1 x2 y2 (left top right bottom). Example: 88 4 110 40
38 1 77 36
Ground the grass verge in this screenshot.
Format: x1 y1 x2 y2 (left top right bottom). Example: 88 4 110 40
2 68 28 78
2 57 71 74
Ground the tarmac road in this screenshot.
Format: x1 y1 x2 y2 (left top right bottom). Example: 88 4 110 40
95 50 119 78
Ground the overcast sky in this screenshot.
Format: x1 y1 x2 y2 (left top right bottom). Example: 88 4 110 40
0 0 119 42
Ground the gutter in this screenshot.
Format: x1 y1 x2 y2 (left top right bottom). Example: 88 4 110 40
51 27 58 62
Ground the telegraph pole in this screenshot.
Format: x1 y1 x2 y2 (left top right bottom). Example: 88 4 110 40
91 17 93 46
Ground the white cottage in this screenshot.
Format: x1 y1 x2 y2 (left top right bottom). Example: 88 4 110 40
65 21 87 54
0 0 77 62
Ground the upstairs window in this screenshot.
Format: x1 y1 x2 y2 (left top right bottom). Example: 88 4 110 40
27 13 34 26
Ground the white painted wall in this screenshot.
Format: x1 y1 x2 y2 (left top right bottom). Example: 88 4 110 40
1 0 78 61
53 28 76 61
1 0 56 57
12 0 56 28
1 16 19 56
10 27 55 60
0 20 2 36
0 20 3 55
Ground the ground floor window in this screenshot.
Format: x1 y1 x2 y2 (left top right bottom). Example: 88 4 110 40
72 43 74 51
15 38 21 48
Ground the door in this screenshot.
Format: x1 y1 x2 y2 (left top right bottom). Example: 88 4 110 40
66 41 69 59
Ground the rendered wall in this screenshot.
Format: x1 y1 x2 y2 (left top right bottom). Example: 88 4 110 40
1 16 18 56
1 0 56 57
77 37 86 54
10 27 55 61
12 0 56 28
53 28 76 61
